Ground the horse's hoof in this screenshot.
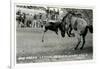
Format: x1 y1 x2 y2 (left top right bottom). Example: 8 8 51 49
68 35 71 37
74 48 77 50
80 47 83 50
69 33 75 37
42 40 44 42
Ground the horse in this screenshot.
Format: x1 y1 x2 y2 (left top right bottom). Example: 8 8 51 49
41 20 65 42
61 11 93 50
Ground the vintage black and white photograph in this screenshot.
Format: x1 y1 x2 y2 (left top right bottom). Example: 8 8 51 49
16 4 93 63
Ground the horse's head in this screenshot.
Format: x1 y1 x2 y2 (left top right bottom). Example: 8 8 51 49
60 11 74 37
59 23 65 38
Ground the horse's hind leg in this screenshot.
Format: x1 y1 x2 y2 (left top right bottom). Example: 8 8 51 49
66 27 70 37
80 36 85 50
74 34 81 50
42 29 47 42
80 27 88 50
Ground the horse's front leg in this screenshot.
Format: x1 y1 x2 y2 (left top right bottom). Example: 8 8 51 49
74 34 81 50
68 27 75 37
66 26 70 37
55 29 58 35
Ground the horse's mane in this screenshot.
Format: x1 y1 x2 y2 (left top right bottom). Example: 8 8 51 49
62 12 81 22
62 12 74 22
62 13 69 22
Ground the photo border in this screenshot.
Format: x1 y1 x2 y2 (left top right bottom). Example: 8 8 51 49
10 1 95 69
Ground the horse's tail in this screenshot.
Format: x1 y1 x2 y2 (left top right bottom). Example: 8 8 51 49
86 25 93 33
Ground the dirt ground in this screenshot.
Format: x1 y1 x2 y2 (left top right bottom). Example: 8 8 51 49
16 28 93 63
